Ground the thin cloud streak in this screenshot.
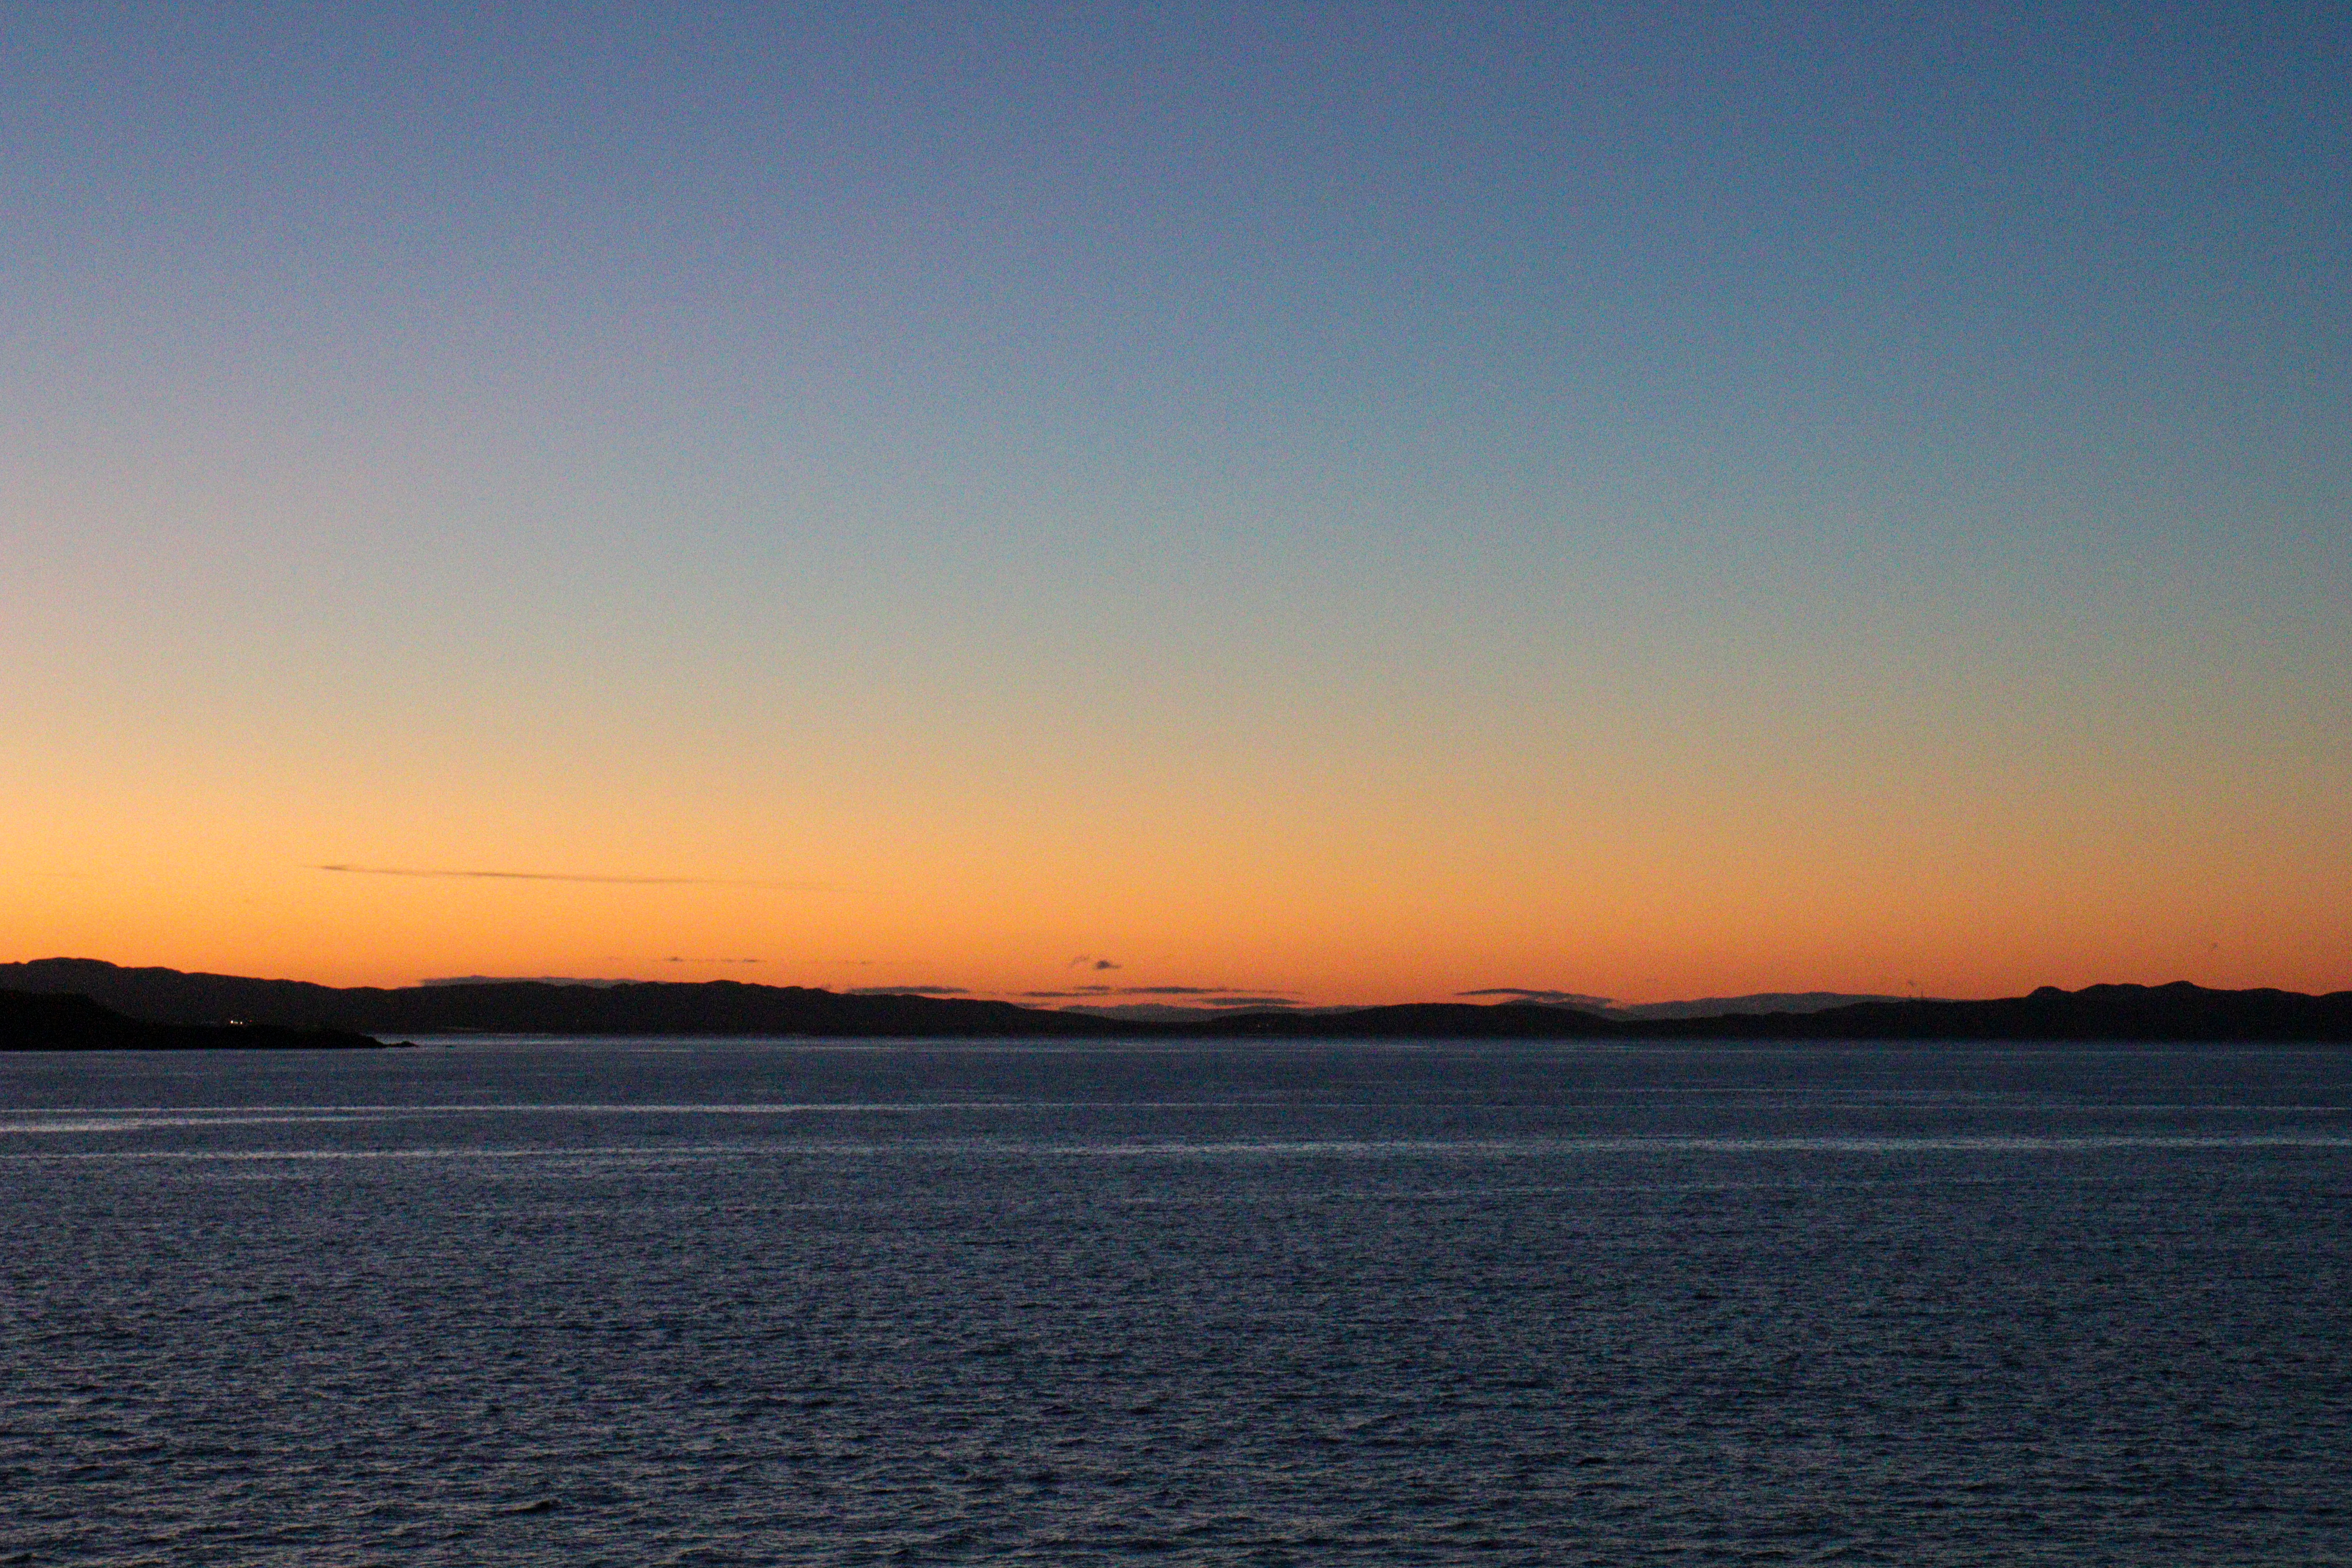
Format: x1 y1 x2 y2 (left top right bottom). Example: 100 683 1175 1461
1459 987 1615 1007
313 864 832 890
1022 984 1298 1000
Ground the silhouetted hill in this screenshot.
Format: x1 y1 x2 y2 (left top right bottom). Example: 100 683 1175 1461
0 960 1143 1038
1198 1002 1617 1038
1604 991 1913 1020
0 989 388 1052
1628 982 2352 1042
1183 985 2339 1042
0 962 2344 1042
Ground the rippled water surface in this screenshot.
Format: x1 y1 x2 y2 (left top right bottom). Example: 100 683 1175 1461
4 1039 2349 1564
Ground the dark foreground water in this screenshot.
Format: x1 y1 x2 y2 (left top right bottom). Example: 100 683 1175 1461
3 1040 2349 1565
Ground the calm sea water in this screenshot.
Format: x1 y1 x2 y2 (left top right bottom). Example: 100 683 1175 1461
3 1039 2348 1565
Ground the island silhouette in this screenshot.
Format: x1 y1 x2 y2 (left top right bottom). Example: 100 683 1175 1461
4 960 2348 1049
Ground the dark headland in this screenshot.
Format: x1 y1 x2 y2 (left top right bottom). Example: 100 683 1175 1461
0 988 392 1053
3 960 2348 1048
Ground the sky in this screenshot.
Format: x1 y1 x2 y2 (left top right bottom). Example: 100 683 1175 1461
4 2 2346 1004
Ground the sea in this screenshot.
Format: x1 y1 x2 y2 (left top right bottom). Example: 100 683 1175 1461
2 1038 2348 1565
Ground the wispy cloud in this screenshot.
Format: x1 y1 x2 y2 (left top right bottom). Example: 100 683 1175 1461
1068 955 1122 970
420 975 630 988
1116 985 1256 996
1458 987 1614 1008
1201 995 1298 1009
1022 983 1296 1001
314 863 827 889
847 985 969 996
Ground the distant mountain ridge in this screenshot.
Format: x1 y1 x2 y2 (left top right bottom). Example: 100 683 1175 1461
1603 991 1915 1020
2 960 2347 1043
0 959 1125 1039
1188 984 2352 1043
1064 993 1911 1026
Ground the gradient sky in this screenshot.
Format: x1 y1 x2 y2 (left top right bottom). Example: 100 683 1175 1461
5 2 2346 1003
